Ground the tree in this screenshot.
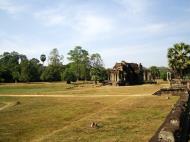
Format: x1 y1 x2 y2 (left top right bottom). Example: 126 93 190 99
167 42 190 79
61 68 77 84
0 51 21 82
67 46 90 81
19 60 31 82
40 54 46 65
0 67 12 82
81 49 90 81
12 66 20 83
18 58 42 82
90 53 104 84
29 58 42 82
160 70 167 81
49 48 63 66
40 65 61 82
40 48 63 82
158 67 169 81
150 66 160 80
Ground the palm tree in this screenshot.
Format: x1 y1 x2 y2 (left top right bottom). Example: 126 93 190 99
40 54 46 65
167 42 190 79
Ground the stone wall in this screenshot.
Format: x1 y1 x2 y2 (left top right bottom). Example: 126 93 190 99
150 90 190 142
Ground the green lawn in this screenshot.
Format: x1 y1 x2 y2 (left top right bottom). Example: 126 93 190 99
0 82 177 142
0 82 76 95
0 82 168 95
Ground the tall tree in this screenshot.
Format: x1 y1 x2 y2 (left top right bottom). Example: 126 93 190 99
67 46 89 81
90 53 104 84
40 54 46 65
19 60 31 82
49 48 63 66
29 58 42 82
19 58 42 82
81 49 90 81
167 42 190 79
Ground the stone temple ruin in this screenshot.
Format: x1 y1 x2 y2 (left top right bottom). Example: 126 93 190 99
108 61 152 85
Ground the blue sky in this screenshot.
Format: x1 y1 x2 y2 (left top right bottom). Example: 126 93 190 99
0 0 190 68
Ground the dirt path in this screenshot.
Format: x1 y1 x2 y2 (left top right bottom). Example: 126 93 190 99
0 94 151 98
31 96 132 142
0 102 14 111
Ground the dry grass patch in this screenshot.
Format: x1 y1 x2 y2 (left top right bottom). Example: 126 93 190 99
0 95 178 142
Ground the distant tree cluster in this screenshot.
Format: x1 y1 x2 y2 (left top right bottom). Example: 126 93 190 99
148 66 168 81
0 46 107 83
148 42 190 81
3 42 188 83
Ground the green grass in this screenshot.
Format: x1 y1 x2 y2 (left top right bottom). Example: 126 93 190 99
0 82 76 95
0 82 168 95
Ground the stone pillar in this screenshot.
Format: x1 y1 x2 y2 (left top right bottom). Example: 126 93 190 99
167 72 171 81
144 71 146 81
111 73 113 81
117 71 120 81
187 82 190 90
148 73 151 81
116 72 119 82
116 73 117 81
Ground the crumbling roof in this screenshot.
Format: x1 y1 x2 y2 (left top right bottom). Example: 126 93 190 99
112 61 140 72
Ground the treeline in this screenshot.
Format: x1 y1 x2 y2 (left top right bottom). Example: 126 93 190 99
150 42 190 81
0 46 107 83
149 66 169 81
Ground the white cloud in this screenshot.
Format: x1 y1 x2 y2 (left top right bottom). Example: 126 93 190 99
98 43 168 68
113 0 150 15
0 35 52 59
2 0 188 68
34 8 113 34
34 6 114 44
34 9 66 26
74 14 113 36
140 23 168 34
0 0 25 14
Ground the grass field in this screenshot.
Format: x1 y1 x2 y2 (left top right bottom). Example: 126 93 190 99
0 82 168 95
0 82 177 142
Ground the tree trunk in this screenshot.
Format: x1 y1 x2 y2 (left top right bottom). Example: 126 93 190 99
77 62 79 81
180 69 183 80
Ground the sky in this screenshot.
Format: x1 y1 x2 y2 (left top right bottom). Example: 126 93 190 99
0 0 190 68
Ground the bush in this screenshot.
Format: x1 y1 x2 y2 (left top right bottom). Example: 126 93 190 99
61 68 77 83
160 71 167 81
40 65 61 81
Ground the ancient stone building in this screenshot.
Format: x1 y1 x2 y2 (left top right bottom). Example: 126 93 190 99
108 61 152 85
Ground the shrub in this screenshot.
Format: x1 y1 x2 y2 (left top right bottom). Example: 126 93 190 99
61 68 77 83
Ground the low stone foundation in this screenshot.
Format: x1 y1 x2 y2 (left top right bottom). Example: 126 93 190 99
150 89 190 142
153 88 186 96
